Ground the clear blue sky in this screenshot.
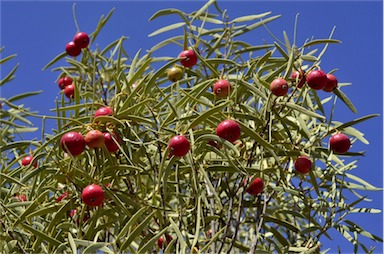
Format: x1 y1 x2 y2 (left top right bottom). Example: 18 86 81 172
1 1 383 253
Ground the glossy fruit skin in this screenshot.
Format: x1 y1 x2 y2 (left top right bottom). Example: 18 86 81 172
157 237 164 249
56 191 69 203
216 119 241 143
21 155 37 168
64 84 75 99
167 66 184 82
291 70 306 88
94 106 113 118
330 133 351 153
294 156 312 174
323 73 338 92
179 49 198 68
246 177 264 196
270 78 288 96
65 41 81 57
85 130 105 149
213 79 232 98
73 32 89 48
168 135 190 157
81 184 105 207
60 132 85 156
104 132 121 153
58 77 73 89
306 70 328 90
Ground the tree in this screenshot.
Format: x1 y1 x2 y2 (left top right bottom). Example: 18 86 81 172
1 1 382 253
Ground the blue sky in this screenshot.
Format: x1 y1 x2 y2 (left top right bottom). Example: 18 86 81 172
1 1 383 253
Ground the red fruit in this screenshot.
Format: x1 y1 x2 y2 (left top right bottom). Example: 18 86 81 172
323 73 338 92
56 191 69 203
60 132 85 156
330 133 351 153
168 135 190 157
21 155 37 168
64 84 75 99
16 194 27 202
213 79 232 98
73 32 89 49
294 156 312 174
94 106 113 118
179 49 198 68
104 132 121 153
306 70 327 90
216 119 241 143
166 234 173 243
270 78 288 96
157 236 164 249
58 77 73 90
65 41 81 57
246 177 264 196
85 130 105 149
81 184 105 207
291 70 306 88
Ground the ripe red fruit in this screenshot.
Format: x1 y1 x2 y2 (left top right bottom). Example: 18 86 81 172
16 194 27 202
179 49 198 68
58 76 73 90
21 155 37 168
270 78 288 96
65 41 81 57
291 70 306 88
94 106 113 118
330 133 351 153
323 73 338 92
81 184 105 207
85 130 105 149
64 84 75 99
60 132 85 156
216 119 241 143
246 177 264 196
213 79 232 98
56 191 69 203
306 70 328 90
157 236 164 249
168 135 190 157
294 156 312 174
103 132 121 153
167 66 184 82
73 32 90 49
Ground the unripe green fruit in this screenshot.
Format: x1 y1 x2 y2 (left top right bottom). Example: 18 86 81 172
167 66 184 82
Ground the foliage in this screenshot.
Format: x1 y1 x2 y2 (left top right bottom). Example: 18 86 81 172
0 1 382 253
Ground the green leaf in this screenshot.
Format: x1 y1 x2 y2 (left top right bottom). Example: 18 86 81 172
264 215 300 233
21 223 62 246
0 172 27 187
7 91 42 103
148 22 185 37
68 233 77 254
187 101 230 130
230 12 272 23
279 102 326 120
149 8 188 23
236 121 276 151
115 206 148 241
232 15 281 37
269 226 289 246
333 87 357 113
333 114 379 132
191 0 216 22
42 52 66 70
136 227 169 254
302 39 341 48
90 8 115 44
120 211 156 251
0 63 19 86
0 54 17 64
83 243 113 254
